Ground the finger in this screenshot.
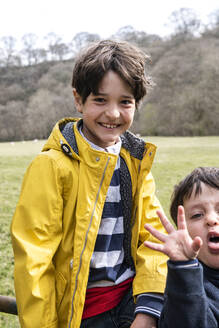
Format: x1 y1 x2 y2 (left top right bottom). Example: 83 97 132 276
144 223 167 243
177 206 188 231
144 240 165 254
156 210 175 234
192 236 203 253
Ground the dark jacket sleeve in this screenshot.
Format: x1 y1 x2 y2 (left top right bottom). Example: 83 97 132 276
159 260 217 328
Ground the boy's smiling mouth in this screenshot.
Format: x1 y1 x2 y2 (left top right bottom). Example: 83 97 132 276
99 123 119 129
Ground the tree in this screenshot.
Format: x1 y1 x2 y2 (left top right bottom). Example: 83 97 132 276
208 9 219 28
21 33 38 65
44 32 70 61
0 101 26 141
114 25 161 44
31 48 48 64
51 42 69 61
0 84 26 105
72 32 100 53
0 36 21 66
167 8 202 40
202 9 219 38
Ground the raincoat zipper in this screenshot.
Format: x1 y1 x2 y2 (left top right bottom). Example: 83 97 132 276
68 157 111 328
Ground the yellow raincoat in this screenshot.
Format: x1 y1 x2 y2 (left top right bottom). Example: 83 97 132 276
11 118 167 328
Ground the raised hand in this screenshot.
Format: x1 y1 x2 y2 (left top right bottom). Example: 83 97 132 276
144 206 203 261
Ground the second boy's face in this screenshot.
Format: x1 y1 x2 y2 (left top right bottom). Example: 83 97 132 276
73 70 136 148
184 183 219 269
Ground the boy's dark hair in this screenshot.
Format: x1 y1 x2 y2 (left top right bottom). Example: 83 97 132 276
170 167 219 225
72 39 151 108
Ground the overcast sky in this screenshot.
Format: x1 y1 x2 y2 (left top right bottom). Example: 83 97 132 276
1 0 219 46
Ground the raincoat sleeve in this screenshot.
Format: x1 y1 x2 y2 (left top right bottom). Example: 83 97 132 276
159 260 217 328
132 171 168 297
11 154 63 328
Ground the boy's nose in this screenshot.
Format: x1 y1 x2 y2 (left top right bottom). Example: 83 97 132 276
206 213 219 226
105 104 120 119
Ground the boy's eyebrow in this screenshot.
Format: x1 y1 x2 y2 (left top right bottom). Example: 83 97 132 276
187 204 203 210
187 200 219 209
94 92 134 98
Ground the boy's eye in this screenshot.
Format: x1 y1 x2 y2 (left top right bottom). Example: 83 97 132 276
121 99 134 105
94 97 105 103
191 213 203 219
122 100 130 104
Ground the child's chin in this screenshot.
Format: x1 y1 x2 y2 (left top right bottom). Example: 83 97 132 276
203 259 219 270
209 264 219 270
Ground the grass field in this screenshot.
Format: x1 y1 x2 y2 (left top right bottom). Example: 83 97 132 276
0 136 219 326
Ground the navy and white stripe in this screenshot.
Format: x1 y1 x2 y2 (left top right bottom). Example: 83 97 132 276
168 259 199 269
135 293 164 319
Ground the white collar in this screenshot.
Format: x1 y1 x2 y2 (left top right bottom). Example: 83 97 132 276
79 126 121 155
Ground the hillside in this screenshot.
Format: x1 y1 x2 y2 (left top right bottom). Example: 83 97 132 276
0 26 219 141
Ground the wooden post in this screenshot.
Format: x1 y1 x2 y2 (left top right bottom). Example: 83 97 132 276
0 295 17 315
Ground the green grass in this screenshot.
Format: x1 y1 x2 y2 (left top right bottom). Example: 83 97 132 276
0 136 219 326
0 140 44 327
146 136 219 218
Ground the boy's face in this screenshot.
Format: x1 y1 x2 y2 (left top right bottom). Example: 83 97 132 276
184 183 219 269
73 70 136 148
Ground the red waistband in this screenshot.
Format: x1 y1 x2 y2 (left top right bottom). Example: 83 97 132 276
82 277 134 319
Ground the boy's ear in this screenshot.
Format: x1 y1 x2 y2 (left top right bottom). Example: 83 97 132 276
73 88 83 113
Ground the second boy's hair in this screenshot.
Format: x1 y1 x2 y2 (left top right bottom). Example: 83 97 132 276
170 167 219 224
72 40 151 108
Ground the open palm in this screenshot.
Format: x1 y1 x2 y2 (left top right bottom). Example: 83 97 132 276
144 206 202 261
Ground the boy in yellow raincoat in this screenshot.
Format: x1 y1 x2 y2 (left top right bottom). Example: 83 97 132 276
11 40 167 328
